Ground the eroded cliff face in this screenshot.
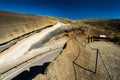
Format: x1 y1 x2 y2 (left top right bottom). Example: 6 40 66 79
0 22 74 65
0 11 120 80
33 38 79 80
0 11 58 44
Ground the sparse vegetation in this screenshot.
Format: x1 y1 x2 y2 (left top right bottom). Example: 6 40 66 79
80 19 120 33
110 34 120 44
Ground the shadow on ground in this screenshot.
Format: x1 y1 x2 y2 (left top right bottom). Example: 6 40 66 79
12 62 50 80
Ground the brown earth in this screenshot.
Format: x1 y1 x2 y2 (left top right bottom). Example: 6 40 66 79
33 35 120 80
0 11 120 80
0 11 58 44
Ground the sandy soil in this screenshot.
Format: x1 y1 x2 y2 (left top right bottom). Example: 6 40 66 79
33 36 120 80
88 41 120 80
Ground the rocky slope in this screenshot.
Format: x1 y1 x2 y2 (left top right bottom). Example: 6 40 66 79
0 11 58 45
0 11 120 80
33 19 120 80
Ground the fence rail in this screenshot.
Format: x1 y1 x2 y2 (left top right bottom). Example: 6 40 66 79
72 37 112 80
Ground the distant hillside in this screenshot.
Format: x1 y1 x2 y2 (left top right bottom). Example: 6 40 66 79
72 19 120 44
0 11 58 45
78 19 120 33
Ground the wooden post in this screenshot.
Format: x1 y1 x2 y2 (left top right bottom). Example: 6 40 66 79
88 36 90 43
90 36 92 43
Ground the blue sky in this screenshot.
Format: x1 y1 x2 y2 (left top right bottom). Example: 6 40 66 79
0 0 120 19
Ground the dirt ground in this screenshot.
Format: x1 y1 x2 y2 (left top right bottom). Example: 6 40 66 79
33 36 120 80
88 41 120 80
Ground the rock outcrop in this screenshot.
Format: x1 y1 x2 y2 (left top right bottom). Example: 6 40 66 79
0 11 58 45
0 11 120 80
